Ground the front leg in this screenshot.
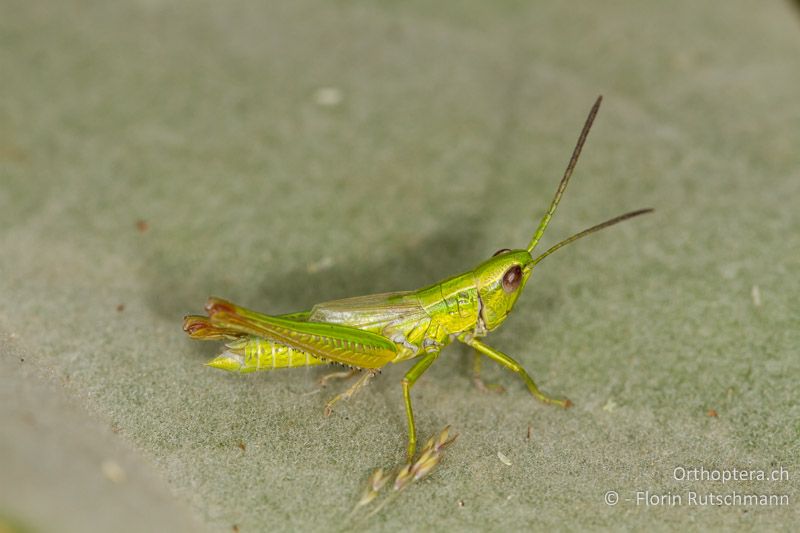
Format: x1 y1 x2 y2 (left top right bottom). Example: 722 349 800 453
401 350 439 460
459 335 572 408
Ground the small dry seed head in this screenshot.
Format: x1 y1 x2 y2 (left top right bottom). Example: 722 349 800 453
354 426 459 523
355 468 390 508
413 448 436 470
412 451 442 481
394 426 458 489
393 463 415 491
369 468 390 493
434 425 455 452
356 489 379 508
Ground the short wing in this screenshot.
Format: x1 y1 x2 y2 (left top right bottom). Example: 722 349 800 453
309 291 428 332
205 298 397 369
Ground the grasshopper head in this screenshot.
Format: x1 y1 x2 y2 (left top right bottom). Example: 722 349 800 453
473 96 653 331
474 249 535 331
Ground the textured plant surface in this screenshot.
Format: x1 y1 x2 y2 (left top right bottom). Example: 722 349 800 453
1 1 798 532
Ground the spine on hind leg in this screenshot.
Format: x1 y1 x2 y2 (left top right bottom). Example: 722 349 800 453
207 337 328 373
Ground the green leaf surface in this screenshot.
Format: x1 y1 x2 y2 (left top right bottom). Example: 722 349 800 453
2 1 798 531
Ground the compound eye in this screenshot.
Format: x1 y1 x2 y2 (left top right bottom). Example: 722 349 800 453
493 248 511 257
502 265 523 293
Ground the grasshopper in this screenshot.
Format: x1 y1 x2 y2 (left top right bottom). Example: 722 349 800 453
183 96 652 460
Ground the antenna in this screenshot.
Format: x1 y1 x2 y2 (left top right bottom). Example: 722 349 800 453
527 95 603 253
530 208 653 266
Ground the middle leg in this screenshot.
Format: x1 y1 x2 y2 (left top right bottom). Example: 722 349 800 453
401 350 439 461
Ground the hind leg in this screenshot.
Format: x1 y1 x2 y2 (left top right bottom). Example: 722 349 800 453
324 370 376 416
319 368 358 387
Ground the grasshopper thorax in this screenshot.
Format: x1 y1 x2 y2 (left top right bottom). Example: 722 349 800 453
473 249 534 331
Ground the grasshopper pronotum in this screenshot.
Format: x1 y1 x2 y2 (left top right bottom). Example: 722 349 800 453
184 96 652 460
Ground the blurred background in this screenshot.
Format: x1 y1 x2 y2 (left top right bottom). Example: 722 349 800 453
1 1 798 531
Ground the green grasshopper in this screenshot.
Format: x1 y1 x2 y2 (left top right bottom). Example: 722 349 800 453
184 96 652 460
